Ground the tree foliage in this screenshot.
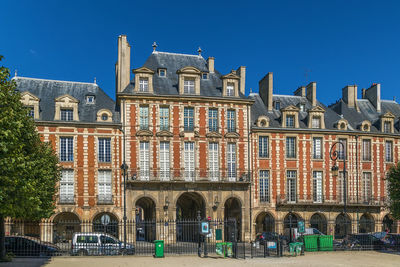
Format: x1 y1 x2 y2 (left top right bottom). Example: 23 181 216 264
0 55 60 259
387 162 400 220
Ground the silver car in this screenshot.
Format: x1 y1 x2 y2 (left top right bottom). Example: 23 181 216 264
71 232 134 256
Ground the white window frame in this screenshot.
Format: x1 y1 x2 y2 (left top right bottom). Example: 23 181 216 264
60 108 73 121
259 136 269 158
362 172 372 203
208 109 218 132
98 170 112 203
226 82 234 96
286 137 296 158
259 170 270 203
286 115 295 128
159 142 170 181
227 143 236 181
184 78 195 94
139 141 150 180
313 171 323 203
209 143 219 181
313 137 322 159
385 141 393 162
184 142 195 181
287 170 297 203
362 139 371 161
139 106 149 130
312 116 321 129
159 107 169 131
139 77 149 92
184 107 194 131
60 137 74 162
98 138 111 163
227 109 236 132
60 170 74 203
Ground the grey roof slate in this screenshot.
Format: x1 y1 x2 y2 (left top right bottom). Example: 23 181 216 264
250 93 342 130
123 51 247 99
13 77 120 124
329 98 400 133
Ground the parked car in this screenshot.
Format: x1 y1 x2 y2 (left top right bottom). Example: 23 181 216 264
347 234 386 250
71 232 135 256
284 228 325 241
5 236 59 257
255 232 288 244
386 234 400 250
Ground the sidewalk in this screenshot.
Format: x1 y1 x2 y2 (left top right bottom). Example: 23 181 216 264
32 251 400 267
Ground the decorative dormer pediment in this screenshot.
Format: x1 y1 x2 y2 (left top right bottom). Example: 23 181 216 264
281 105 299 128
20 92 40 119
221 70 240 97
307 105 326 129
281 105 300 112
309 105 325 113
54 94 79 121
133 67 154 93
380 112 395 133
176 66 201 74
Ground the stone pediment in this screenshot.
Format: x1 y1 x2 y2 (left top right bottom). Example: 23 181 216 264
176 66 201 74
281 105 300 112
221 72 240 80
136 129 153 136
381 111 395 119
224 132 240 139
132 67 155 74
309 106 325 113
156 130 173 137
55 94 79 103
21 91 40 101
206 132 222 138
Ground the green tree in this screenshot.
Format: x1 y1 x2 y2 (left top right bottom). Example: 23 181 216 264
0 56 60 260
387 162 400 220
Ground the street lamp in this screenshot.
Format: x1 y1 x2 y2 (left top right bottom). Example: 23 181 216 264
120 127 128 250
329 141 347 236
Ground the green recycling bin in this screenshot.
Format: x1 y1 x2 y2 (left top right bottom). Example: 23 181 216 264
225 242 233 257
318 235 333 251
303 235 318 252
154 240 164 258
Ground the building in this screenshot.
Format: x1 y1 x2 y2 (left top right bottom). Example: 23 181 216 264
250 74 399 238
7 35 399 244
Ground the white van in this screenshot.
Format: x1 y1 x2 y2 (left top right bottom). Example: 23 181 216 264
71 232 134 256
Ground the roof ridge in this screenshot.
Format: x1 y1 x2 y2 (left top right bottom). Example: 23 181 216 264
13 76 98 86
153 51 204 58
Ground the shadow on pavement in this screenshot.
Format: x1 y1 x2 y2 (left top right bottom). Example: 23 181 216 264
0 257 51 267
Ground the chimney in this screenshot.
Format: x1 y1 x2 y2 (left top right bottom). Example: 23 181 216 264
259 72 273 111
236 66 246 95
362 88 366 99
342 85 358 109
115 35 131 94
364 83 381 112
306 82 317 106
207 57 215 73
294 86 306 97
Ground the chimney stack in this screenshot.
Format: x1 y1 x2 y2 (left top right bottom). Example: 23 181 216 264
207 57 215 73
362 88 366 99
236 66 246 95
342 85 358 109
259 72 273 111
364 83 381 112
306 82 317 106
115 35 131 94
294 86 306 97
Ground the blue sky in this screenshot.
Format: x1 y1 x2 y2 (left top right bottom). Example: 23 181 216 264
2 0 400 104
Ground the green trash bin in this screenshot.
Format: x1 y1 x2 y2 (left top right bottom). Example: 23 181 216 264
154 240 164 258
303 235 318 252
225 242 233 257
318 235 333 251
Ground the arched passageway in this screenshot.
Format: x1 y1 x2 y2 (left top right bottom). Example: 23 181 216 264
255 212 275 235
135 197 156 241
335 213 351 239
224 197 242 241
283 213 302 242
382 215 396 233
53 212 80 244
93 212 119 238
176 193 205 242
310 213 327 234
359 214 375 233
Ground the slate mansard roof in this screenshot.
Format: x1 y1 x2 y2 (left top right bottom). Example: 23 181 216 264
13 76 120 124
123 51 248 99
250 93 342 130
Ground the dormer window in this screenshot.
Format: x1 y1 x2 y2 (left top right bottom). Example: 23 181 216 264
86 95 95 104
101 114 109 121
139 77 149 92
286 115 295 128
159 69 166 77
61 109 73 121
226 83 235 97
275 101 281 110
184 78 195 94
96 109 113 122
384 121 391 133
20 92 40 120
28 107 35 118
299 104 305 112
202 73 208 80
312 116 321 129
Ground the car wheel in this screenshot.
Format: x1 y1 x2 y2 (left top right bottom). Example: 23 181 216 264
78 249 88 256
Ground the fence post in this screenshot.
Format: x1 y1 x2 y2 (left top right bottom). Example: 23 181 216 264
197 211 201 257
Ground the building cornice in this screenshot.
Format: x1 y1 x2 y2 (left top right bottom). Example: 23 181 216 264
35 120 122 129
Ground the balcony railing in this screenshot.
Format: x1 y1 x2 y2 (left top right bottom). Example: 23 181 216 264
276 194 387 206
97 194 113 205
59 195 74 204
127 169 250 183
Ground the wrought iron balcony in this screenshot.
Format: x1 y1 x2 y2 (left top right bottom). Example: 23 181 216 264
127 169 250 183
276 194 387 206
97 194 114 205
58 195 75 204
